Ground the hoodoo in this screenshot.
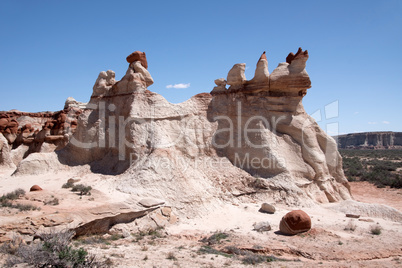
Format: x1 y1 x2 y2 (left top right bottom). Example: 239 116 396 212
4 49 351 215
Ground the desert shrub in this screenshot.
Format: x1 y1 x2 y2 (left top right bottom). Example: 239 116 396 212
201 232 229 245
45 197 60 206
340 149 402 188
166 252 177 260
0 188 26 202
370 224 382 235
198 245 232 258
4 230 103 267
242 253 275 265
0 189 40 211
71 184 92 195
225 246 277 264
344 220 357 231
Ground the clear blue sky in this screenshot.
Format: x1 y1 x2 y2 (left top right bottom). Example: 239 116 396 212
1 0 401 135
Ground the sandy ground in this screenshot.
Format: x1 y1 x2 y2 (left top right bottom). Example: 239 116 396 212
0 168 401 267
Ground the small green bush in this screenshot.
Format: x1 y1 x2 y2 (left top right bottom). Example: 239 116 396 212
370 224 382 235
71 184 92 195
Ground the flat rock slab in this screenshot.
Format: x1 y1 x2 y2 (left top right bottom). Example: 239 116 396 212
139 198 165 208
346 214 360 219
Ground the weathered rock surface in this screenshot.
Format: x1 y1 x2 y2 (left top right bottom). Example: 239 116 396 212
209 48 350 203
227 63 246 89
279 210 312 235
0 133 15 169
327 200 402 222
0 99 83 167
335 131 402 149
139 198 165 208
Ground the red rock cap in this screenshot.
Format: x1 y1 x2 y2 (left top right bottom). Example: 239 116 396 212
126 51 148 69
286 47 309 64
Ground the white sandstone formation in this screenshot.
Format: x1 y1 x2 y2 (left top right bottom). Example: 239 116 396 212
64 97 87 109
0 133 16 169
211 78 227 93
92 70 116 97
249 51 269 85
56 49 351 213
226 63 246 89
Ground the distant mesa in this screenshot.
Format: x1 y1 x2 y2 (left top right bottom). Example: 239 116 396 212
334 132 402 149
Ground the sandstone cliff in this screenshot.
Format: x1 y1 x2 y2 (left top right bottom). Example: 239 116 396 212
4 49 352 217
335 132 402 149
53 49 350 211
0 98 84 167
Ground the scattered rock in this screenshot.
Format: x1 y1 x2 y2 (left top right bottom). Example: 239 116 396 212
109 224 131 238
30 185 43 192
346 213 360 219
359 218 375 222
138 198 165 208
259 203 276 214
161 207 172 217
253 221 271 232
67 178 80 184
279 210 311 235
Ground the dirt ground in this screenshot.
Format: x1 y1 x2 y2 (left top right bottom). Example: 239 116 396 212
0 170 401 267
82 181 402 268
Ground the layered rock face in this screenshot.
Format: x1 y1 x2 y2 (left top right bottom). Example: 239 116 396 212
0 98 84 167
209 49 350 202
335 132 402 149
58 49 351 208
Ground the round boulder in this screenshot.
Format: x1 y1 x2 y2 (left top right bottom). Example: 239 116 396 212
260 203 276 214
279 210 311 235
30 185 43 192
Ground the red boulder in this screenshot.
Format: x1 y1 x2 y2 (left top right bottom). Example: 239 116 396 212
279 210 311 235
30 185 43 192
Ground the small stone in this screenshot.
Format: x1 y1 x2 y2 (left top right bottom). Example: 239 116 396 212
358 218 374 222
138 198 165 208
29 185 42 192
67 178 80 184
253 221 271 232
161 207 172 217
259 203 276 214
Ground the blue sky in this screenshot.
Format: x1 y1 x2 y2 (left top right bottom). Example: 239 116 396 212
0 0 401 135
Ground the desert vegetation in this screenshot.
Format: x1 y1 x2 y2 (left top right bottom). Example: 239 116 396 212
62 182 92 196
0 188 40 211
340 149 402 188
1 230 103 267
